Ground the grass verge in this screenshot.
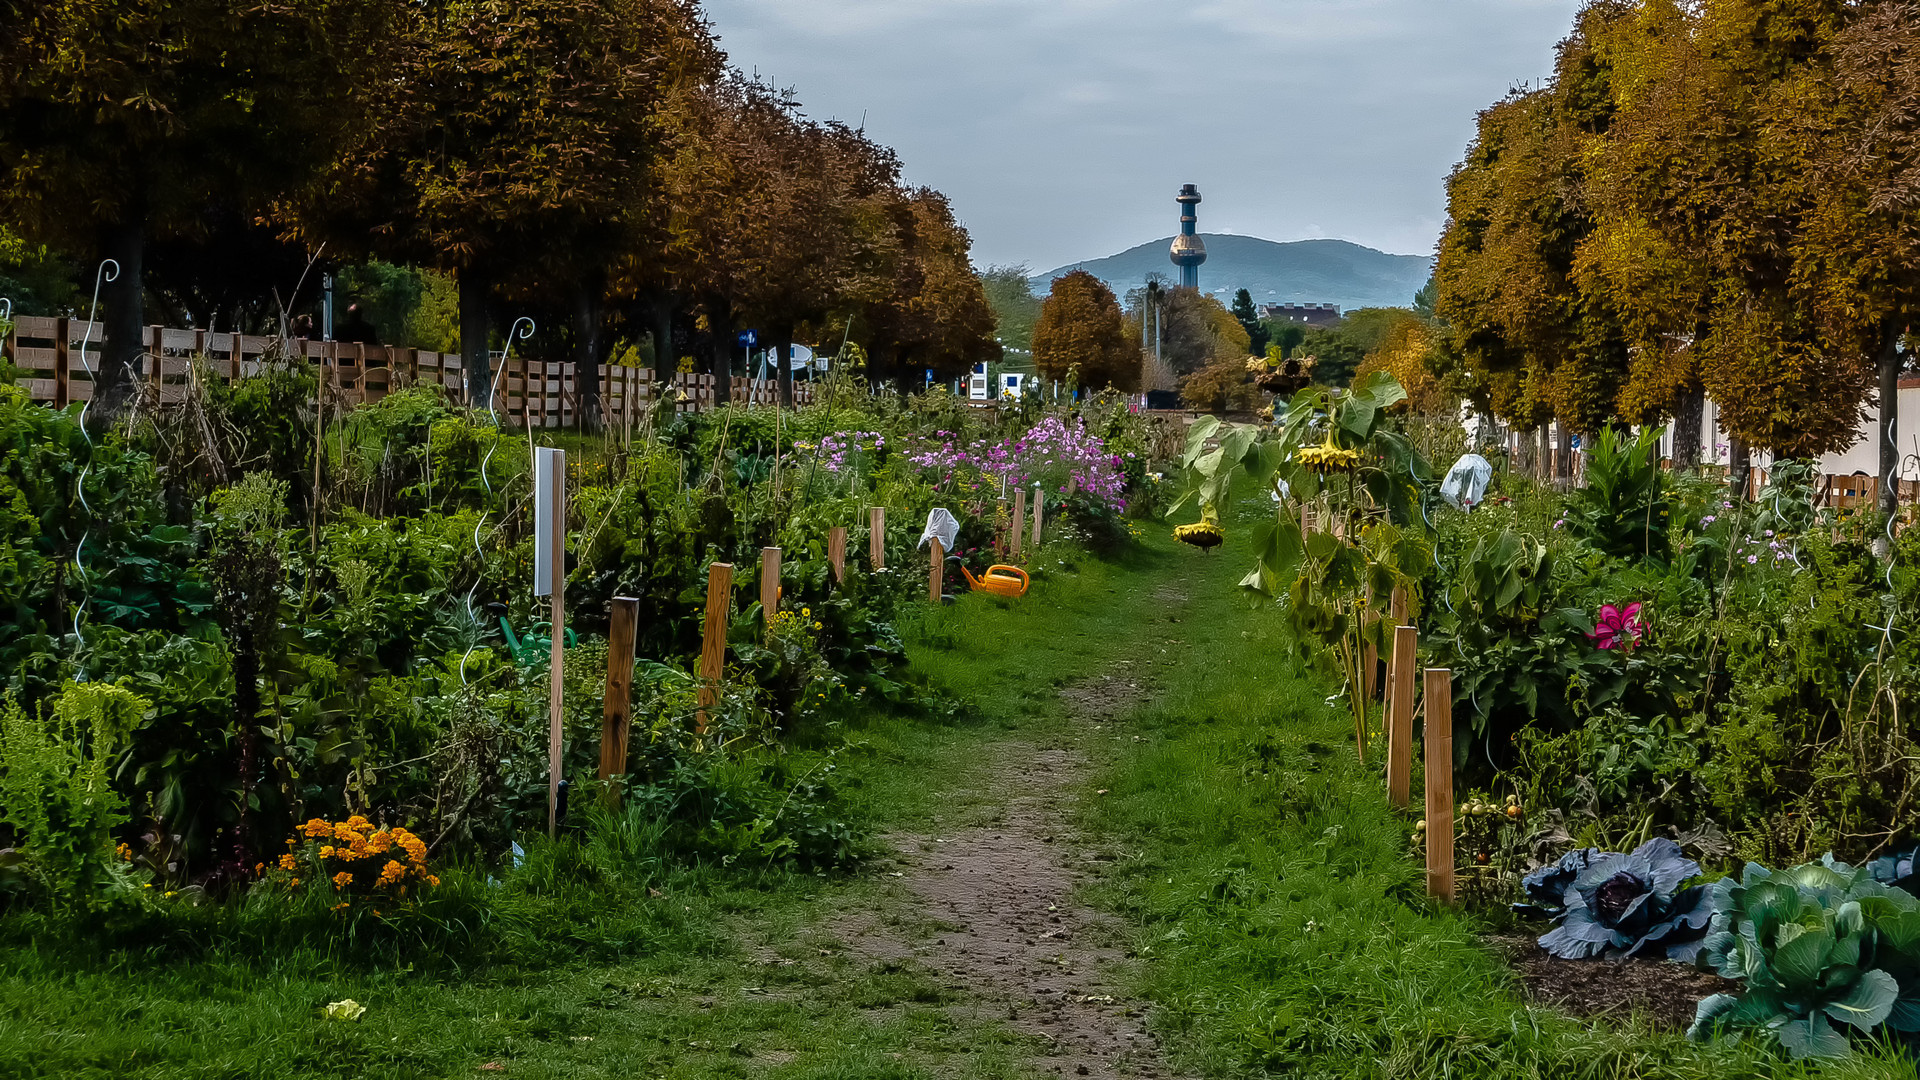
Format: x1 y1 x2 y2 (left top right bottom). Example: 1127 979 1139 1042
1088 522 1912 1079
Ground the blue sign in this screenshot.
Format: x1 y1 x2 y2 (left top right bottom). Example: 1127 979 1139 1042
737 329 759 347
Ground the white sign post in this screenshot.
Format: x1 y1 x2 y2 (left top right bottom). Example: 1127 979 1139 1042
534 447 566 836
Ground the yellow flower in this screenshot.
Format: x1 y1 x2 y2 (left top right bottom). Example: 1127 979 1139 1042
425 875 441 888
1174 521 1224 549
279 853 297 871
801 607 810 616
332 871 354 889
814 621 823 630
1295 441 1360 471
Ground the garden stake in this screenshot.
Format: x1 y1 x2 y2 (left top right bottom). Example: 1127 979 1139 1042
1424 667 1454 903
696 562 733 735
1012 490 1026 558
533 447 567 838
1031 486 1043 549
929 537 944 602
828 526 847 583
869 507 885 569
1387 625 1416 808
760 547 781 618
600 596 639 803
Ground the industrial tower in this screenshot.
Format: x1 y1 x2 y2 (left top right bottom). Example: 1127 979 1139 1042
1169 184 1206 290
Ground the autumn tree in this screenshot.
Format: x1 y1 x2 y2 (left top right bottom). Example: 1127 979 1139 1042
1130 287 1247 377
296 0 720 413
1798 1 1920 517
1031 270 1138 391
0 0 391 419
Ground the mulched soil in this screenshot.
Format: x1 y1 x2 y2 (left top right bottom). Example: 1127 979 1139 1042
1486 933 1740 1031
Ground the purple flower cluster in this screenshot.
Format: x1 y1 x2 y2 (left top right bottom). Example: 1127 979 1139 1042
900 418 1129 511
816 431 885 474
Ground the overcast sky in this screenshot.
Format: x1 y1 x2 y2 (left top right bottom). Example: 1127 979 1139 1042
701 0 1581 271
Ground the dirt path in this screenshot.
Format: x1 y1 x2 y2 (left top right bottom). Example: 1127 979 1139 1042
831 669 1186 1079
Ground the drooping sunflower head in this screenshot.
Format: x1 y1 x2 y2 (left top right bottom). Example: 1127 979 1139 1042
1294 442 1360 472
1174 521 1224 549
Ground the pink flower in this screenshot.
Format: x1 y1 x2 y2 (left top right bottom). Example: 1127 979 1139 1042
1589 602 1643 651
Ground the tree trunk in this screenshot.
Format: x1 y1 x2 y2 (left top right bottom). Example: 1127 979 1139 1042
1877 318 1902 528
572 271 605 434
1556 423 1573 481
707 296 733 408
1730 437 1752 502
772 322 795 408
459 269 492 409
1673 385 1705 471
650 293 674 375
1536 424 1550 483
93 216 147 426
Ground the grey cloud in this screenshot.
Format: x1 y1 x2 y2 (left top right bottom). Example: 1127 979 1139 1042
703 0 1580 269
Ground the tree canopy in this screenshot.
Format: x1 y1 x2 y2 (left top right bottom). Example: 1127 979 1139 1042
1031 270 1138 391
1434 0 1917 465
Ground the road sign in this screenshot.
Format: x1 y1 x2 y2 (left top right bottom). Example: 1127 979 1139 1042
737 329 759 347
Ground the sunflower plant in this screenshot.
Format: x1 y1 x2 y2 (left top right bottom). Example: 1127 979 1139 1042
1169 371 1433 754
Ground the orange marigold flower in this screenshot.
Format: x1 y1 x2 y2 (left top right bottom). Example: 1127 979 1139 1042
278 853 297 871
289 878 301 887
425 875 441 887
301 818 332 838
332 871 353 889
318 845 335 859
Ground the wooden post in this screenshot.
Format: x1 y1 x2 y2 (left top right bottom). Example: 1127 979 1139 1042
599 596 639 799
1391 585 1409 627
695 562 733 734
828 526 847 583
760 546 780 618
544 457 567 838
1424 667 1454 903
1387 626 1416 808
1031 488 1043 549
929 537 944 602
1012 489 1026 558
149 325 164 397
53 317 69 409
869 507 885 569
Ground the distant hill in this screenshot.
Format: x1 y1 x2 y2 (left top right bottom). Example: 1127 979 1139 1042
1031 235 1433 313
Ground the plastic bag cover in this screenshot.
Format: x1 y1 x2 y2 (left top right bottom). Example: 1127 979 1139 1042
919 507 960 552
1440 454 1493 510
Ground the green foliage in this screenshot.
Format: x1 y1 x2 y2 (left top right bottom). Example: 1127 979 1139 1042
0 682 149 908
1563 425 1671 561
1693 859 1920 1059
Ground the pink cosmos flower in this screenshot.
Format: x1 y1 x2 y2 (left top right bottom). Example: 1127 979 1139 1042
1589 602 1643 651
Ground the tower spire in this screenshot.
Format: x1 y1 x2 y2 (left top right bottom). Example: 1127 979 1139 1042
1169 184 1206 290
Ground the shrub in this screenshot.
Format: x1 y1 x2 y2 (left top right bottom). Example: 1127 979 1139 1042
0 682 149 908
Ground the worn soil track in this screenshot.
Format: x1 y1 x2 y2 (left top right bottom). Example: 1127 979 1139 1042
832 672 1185 1079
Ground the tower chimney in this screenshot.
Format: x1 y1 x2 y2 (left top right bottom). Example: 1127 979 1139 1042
1169 184 1206 290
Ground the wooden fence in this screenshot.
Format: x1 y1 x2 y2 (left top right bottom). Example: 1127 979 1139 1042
1 316 814 426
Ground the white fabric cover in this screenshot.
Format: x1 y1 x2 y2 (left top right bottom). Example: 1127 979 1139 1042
919 507 960 552
1440 454 1493 510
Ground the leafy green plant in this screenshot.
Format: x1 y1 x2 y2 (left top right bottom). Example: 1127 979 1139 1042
1562 425 1671 562
0 682 150 907
1692 859 1920 1058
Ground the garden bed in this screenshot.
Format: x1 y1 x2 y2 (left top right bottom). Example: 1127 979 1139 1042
1487 934 1737 1032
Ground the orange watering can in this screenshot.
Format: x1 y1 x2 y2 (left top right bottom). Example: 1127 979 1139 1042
961 564 1030 598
